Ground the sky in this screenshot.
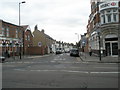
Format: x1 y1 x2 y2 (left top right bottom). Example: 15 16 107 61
0 0 91 44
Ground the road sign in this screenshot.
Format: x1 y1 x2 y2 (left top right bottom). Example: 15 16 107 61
38 42 42 47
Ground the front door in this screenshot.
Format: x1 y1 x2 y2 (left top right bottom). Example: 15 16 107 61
105 42 118 56
112 43 118 55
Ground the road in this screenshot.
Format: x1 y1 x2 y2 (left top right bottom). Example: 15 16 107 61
2 53 119 88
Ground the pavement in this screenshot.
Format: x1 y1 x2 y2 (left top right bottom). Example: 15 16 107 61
2 54 53 63
79 52 120 63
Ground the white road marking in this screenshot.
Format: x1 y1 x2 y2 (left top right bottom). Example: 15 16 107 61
53 58 66 61
28 55 50 59
50 61 56 62
91 72 119 74
14 69 26 71
13 69 120 74
95 67 118 69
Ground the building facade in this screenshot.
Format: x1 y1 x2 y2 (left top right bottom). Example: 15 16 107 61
32 25 54 55
22 25 33 55
0 19 24 57
87 0 120 57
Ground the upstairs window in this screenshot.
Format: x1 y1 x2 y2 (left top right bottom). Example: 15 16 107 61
28 35 30 41
113 14 117 22
16 29 18 38
101 15 105 24
107 14 111 22
106 9 111 13
113 9 117 12
6 27 9 37
25 35 27 40
2 26 5 36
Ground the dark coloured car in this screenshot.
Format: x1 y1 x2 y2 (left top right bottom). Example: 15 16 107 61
70 48 79 57
0 56 5 63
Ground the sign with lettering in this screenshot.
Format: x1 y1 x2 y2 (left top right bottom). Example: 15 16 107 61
99 1 118 11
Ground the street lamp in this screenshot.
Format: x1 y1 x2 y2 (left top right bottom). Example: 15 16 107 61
75 33 80 49
19 1 26 59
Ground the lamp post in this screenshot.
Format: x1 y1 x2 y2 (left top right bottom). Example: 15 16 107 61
19 1 26 59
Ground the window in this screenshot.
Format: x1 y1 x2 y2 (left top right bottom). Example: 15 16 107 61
25 35 27 40
101 15 105 24
107 14 111 22
113 14 117 22
2 26 5 36
106 9 111 13
28 35 30 41
6 27 9 37
113 9 117 12
16 29 18 38
101 11 104 15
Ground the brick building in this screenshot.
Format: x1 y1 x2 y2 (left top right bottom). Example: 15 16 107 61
31 25 54 55
0 19 24 57
87 0 120 57
22 25 33 55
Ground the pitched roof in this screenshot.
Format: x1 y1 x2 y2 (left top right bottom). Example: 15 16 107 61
22 25 34 37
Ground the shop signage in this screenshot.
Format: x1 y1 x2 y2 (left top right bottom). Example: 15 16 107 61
99 1 118 11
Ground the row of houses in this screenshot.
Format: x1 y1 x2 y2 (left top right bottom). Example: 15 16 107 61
81 0 120 57
0 19 74 57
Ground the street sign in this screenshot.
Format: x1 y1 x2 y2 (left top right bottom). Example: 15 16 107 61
38 42 42 47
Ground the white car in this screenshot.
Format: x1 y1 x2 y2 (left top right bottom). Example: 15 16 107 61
56 48 63 54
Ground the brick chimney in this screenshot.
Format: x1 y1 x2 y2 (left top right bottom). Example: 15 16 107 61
41 29 45 33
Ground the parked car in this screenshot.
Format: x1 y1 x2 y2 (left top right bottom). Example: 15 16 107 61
56 48 62 54
70 48 79 57
64 49 70 53
0 56 5 63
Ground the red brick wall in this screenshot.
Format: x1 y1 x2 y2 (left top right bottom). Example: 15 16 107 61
27 46 48 55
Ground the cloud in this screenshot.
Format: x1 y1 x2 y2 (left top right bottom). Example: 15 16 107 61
0 0 91 44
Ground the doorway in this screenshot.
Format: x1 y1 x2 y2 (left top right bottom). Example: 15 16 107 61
105 42 118 56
